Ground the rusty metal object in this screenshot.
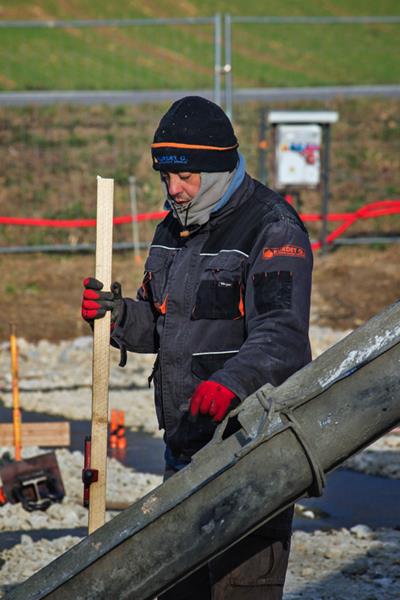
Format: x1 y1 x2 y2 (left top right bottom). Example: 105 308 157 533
0 452 65 512
8 300 400 600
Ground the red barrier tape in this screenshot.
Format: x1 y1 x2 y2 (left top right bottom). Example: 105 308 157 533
308 200 400 250
0 210 168 228
0 201 399 251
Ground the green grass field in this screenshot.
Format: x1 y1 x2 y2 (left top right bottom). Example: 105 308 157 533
0 1 399 90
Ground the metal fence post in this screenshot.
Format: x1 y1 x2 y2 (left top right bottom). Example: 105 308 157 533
257 108 269 185
214 14 222 106
224 13 233 120
129 176 142 265
321 125 331 255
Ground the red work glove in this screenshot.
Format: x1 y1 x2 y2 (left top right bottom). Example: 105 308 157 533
190 381 237 422
81 278 124 325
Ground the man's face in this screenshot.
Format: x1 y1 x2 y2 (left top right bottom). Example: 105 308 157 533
162 172 201 204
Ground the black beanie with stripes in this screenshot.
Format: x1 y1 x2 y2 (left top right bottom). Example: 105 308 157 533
151 96 239 173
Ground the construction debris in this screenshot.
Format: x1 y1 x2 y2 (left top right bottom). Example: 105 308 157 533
0 452 64 512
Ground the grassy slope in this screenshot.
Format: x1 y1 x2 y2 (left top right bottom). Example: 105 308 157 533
0 1 399 90
0 2 398 246
0 97 398 248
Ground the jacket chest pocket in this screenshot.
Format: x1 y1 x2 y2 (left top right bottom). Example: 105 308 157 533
192 253 245 320
143 250 175 314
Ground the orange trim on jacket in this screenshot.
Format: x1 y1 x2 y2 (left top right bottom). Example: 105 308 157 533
155 294 168 315
238 286 245 318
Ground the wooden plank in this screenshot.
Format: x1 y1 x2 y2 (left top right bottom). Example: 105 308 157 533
0 422 70 446
89 176 114 534
105 500 132 511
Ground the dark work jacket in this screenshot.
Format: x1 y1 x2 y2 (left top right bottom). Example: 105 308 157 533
112 173 313 460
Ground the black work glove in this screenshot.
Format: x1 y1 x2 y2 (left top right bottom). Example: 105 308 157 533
81 278 125 326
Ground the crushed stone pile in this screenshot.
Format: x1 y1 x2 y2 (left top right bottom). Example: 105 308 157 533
1 528 399 599
0 326 399 597
0 535 81 597
344 433 400 479
285 527 400 599
0 325 353 429
0 337 159 434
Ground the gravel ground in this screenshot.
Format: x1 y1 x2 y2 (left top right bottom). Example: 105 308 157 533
0 327 399 598
285 527 400 599
0 337 160 434
0 447 162 532
0 324 350 431
1 527 399 599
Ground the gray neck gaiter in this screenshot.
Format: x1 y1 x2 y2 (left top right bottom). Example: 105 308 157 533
162 168 236 228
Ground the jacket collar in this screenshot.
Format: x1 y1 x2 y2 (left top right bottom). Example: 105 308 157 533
208 172 255 227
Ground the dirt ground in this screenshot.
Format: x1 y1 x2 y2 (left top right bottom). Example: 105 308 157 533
311 244 400 329
0 244 399 343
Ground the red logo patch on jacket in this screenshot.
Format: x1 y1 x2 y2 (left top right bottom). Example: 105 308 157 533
263 245 306 260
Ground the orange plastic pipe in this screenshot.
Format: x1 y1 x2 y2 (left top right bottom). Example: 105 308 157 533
10 324 22 461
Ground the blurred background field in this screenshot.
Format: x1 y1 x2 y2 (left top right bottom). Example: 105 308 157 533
0 0 399 90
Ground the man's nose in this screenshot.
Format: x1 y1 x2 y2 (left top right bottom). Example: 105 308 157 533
168 175 182 197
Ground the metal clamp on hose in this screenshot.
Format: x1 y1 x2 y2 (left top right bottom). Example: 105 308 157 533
281 410 326 497
254 387 325 496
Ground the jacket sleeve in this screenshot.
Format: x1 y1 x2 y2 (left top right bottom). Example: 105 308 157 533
209 218 313 400
110 282 160 354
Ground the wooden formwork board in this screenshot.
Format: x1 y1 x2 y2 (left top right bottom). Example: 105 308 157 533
0 422 70 447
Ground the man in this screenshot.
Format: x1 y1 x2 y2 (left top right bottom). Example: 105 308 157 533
82 96 313 599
